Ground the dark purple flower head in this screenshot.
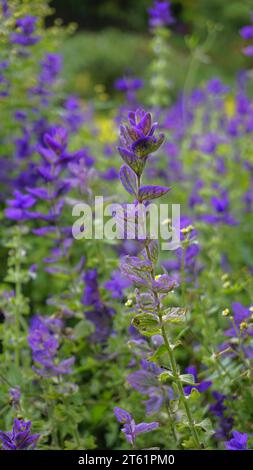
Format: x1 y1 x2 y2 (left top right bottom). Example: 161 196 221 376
44 127 68 156
0 419 40 450
11 16 40 47
148 1 175 29
114 407 159 446
225 431 248 450
118 109 164 176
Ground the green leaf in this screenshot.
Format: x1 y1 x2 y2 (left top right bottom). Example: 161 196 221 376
187 388 201 402
132 313 161 337
158 370 174 383
73 319 94 339
182 437 199 449
170 399 180 413
196 419 214 437
162 307 187 324
179 373 196 385
148 240 159 264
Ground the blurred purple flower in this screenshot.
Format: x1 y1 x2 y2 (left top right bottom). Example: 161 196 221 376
184 365 212 396
240 25 253 39
63 96 84 132
225 302 253 338
206 78 229 95
210 391 234 440
1 0 9 17
148 1 175 29
0 419 40 450
82 269 114 343
127 360 170 415
5 190 36 221
225 431 248 450
200 189 237 225
11 16 40 47
104 270 130 300
8 386 21 406
28 315 75 377
114 407 159 445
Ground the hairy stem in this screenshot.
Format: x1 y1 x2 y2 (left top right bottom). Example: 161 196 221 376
136 172 201 448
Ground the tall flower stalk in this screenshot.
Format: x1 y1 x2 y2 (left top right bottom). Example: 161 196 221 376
148 1 175 108
118 109 202 449
4 225 30 369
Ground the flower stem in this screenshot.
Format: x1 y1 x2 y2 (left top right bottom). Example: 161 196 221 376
14 230 22 368
137 167 201 449
145 244 202 449
160 321 201 449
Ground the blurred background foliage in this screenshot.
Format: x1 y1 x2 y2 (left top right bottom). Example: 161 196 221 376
48 0 253 99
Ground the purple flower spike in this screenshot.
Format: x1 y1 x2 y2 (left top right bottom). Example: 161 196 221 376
148 1 175 29
11 16 40 47
118 109 165 176
0 419 40 450
28 315 75 377
44 127 68 155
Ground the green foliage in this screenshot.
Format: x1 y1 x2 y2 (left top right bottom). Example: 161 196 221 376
61 29 151 98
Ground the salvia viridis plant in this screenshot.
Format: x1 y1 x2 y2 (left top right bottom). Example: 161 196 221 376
1 0 253 453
